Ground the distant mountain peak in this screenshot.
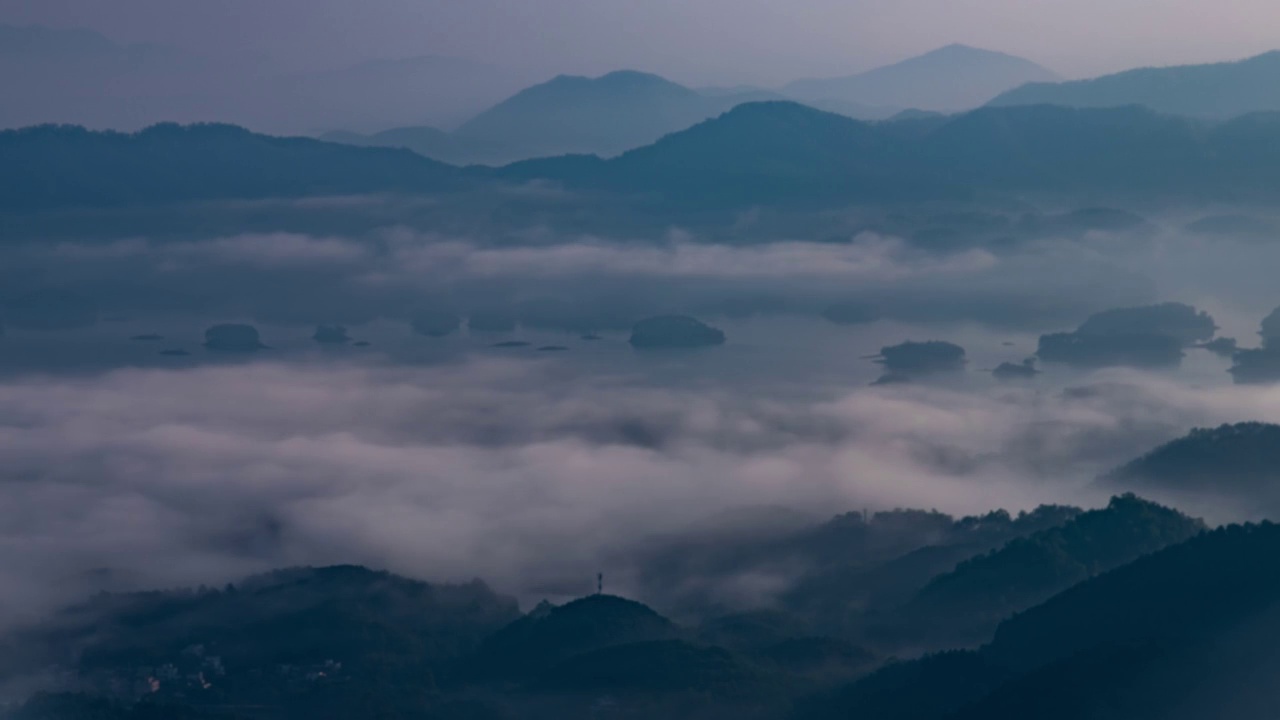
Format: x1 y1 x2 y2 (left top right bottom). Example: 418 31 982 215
784 44 1058 112
538 69 682 90
452 69 750 160
926 43 1029 59
598 69 671 83
718 99 837 120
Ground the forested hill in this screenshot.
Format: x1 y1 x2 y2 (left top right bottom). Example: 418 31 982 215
0 123 464 210
13 104 1280 212
499 102 1280 205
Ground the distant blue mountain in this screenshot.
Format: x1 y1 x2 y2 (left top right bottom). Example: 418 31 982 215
16 102 1280 210
784 44 1058 114
454 70 764 161
324 70 776 165
989 50 1280 118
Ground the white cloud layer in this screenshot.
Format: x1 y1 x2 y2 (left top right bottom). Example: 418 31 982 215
1 356 1277 623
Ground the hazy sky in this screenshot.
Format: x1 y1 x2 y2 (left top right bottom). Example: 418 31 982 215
1 0 1277 85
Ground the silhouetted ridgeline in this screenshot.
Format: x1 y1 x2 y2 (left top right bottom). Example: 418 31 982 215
881 495 1205 647
503 102 1280 205
452 70 759 161
807 521 1280 720
320 45 1054 165
321 70 765 165
1105 422 1280 496
0 123 461 210
11 104 1280 211
15 493 1280 720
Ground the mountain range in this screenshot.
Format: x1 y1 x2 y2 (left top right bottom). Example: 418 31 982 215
503 101 1280 205
7 27 1057 144
989 50 1280 119
322 46 1280 168
12 24 1280 155
323 70 778 165
12 102 1280 211
320 46 1056 165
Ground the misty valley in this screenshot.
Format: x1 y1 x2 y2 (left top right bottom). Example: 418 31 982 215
7 12 1280 720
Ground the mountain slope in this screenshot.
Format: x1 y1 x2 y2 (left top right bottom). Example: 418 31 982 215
777 506 1082 633
1105 423 1280 505
17 101 1280 212
536 640 757 693
503 101 1280 205
1 565 519 667
785 44 1058 113
537 101 940 204
961 523 1280 720
453 70 746 160
989 50 1280 118
811 521 1280 720
0 123 463 210
468 594 682 681
883 495 1205 646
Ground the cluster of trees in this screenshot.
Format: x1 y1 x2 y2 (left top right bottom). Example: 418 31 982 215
1037 302 1218 369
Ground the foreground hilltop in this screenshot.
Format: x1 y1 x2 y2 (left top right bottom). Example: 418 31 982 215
0 494 1233 720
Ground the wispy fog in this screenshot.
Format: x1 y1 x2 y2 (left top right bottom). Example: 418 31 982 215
2 208 1280 622
0 353 1259 617
1 351 1278 623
